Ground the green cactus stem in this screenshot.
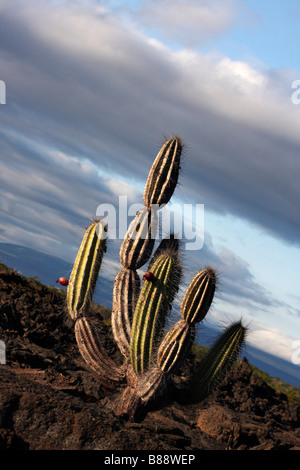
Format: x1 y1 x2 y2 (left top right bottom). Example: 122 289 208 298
130 248 182 374
143 136 183 210
67 219 107 320
189 321 247 403
156 268 216 379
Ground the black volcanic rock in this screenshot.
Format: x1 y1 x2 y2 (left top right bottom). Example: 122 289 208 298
0 265 299 450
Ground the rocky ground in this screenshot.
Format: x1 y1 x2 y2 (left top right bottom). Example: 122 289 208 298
0 265 299 451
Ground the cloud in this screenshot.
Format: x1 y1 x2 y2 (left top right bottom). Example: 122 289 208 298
135 0 238 47
247 322 299 363
0 127 118 260
182 239 275 315
0 0 299 256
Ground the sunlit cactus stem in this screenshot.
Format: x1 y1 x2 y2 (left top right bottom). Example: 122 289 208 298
67 219 107 320
181 267 217 324
153 267 217 386
143 136 183 210
130 247 182 374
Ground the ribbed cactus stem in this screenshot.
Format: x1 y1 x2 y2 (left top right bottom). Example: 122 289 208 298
143 136 182 210
130 248 182 374
157 319 195 374
181 268 216 324
189 321 247 403
112 267 140 358
120 208 158 270
75 317 124 382
67 219 107 320
154 267 216 381
136 368 166 403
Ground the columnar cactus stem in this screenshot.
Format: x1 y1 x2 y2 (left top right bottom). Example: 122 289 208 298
112 268 140 358
181 268 216 324
188 321 247 403
157 319 195 374
75 316 125 382
130 248 182 374
67 219 107 320
135 267 216 402
135 368 166 403
119 208 158 270
143 136 182 210
112 137 183 365
158 268 216 374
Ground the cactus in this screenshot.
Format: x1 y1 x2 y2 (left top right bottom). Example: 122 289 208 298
64 135 247 419
188 321 247 402
130 246 182 374
67 219 107 320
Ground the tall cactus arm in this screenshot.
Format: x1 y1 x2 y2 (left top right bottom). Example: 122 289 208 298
112 267 140 358
130 248 182 374
67 219 107 320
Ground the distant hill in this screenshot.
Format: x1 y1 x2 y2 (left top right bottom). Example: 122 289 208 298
0 242 299 388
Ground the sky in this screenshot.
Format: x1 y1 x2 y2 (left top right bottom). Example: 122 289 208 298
0 0 299 369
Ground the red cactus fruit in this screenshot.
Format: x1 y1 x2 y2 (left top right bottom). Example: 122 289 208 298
143 271 155 282
57 277 69 286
